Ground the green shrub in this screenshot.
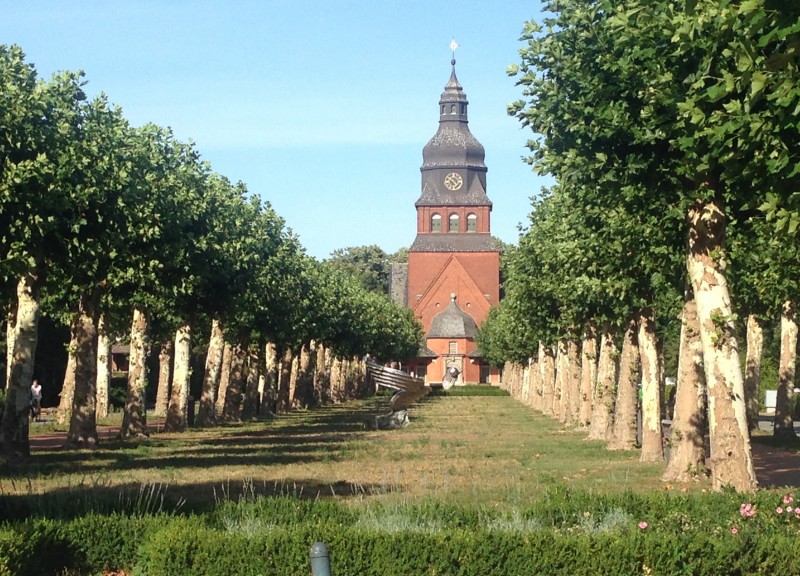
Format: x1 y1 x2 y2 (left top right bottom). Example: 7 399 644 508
432 385 510 397
3 488 800 575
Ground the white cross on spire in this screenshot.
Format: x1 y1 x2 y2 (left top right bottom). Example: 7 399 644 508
449 38 459 56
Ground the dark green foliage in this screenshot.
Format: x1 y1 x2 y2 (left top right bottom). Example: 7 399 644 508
2 489 800 575
432 385 510 397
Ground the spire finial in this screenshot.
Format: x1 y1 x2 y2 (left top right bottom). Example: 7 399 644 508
449 38 459 66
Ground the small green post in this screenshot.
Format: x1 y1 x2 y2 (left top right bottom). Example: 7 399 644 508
310 541 331 576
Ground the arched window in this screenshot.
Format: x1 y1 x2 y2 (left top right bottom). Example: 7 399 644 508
449 213 459 233
467 213 477 232
431 213 442 233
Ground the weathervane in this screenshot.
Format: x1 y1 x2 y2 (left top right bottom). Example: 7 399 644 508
449 38 459 64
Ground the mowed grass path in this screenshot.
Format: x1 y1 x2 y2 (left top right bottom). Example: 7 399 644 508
12 394 687 509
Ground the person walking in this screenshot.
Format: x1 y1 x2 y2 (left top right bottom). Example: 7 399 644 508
30 379 42 421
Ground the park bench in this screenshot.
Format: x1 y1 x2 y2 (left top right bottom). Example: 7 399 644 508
365 361 431 428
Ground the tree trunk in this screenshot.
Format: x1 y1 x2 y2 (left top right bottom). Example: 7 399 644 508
744 314 763 433
329 356 342 403
531 350 543 413
609 317 640 451
196 318 224 427
540 344 556 417
313 343 328 406
153 340 173 417
289 351 300 407
522 358 531 406
96 313 111 420
567 339 582 424
262 341 278 414
241 345 261 419
639 308 664 462
588 327 617 441
278 347 293 412
293 343 315 409
1 273 42 460
119 307 149 439
773 301 797 438
215 343 234 417
5 299 16 390
66 291 101 447
556 339 569 423
687 199 756 491
165 324 191 432
56 345 76 426
221 335 248 422
578 324 597 427
662 293 708 482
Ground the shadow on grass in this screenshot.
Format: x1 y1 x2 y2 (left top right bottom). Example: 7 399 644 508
14 398 395 486
0 475 391 521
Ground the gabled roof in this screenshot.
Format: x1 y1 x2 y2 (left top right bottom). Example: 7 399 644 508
410 233 498 253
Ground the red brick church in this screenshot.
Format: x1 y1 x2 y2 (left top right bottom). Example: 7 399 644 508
391 56 501 386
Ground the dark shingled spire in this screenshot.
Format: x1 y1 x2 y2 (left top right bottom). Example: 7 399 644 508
416 58 490 207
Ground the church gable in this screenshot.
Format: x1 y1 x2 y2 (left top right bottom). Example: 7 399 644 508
412 255 492 331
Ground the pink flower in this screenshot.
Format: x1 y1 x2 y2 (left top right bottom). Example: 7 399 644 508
787 507 794 513
783 494 794 504
776 507 784 514
731 526 739 535
638 521 648 530
739 503 757 518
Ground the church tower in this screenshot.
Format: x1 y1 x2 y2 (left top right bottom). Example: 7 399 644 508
401 54 500 386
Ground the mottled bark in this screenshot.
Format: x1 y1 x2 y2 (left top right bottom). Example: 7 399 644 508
744 314 763 433
639 308 663 462
56 348 76 425
221 337 247 422
5 299 16 390
773 301 797 438
196 318 224 427
588 327 617 441
532 348 544 413
687 200 756 491
215 343 234 416
522 358 532 406
96 313 111 420
278 347 293 412
293 343 315 409
567 339 582 424
556 340 569 423
662 294 707 482
1 273 42 460
119 307 149 439
67 291 101 447
165 324 191 432
541 344 556 417
288 352 300 407
578 324 597 427
330 356 343 403
262 341 278 414
313 343 329 406
241 346 261 419
153 340 173 417
609 318 640 451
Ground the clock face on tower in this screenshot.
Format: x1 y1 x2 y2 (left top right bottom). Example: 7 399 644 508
443 172 463 191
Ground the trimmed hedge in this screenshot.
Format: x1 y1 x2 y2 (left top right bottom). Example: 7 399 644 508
1 490 799 575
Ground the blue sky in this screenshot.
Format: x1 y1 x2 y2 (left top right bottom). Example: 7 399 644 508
2 1 550 260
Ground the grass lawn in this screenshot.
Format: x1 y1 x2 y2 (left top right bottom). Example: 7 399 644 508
10 393 705 511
